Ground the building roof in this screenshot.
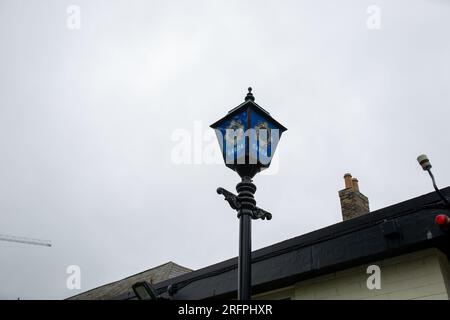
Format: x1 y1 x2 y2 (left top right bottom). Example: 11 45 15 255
70 187 450 300
68 261 192 300
116 187 449 300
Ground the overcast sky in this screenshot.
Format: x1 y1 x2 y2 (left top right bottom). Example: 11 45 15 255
0 0 449 299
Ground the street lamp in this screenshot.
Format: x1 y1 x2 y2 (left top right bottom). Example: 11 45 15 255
210 88 287 300
417 154 450 206
417 154 450 231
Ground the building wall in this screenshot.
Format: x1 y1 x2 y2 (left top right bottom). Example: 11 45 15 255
254 248 449 300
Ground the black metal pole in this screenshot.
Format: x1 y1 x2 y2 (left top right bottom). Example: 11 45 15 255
238 212 251 300
236 177 256 300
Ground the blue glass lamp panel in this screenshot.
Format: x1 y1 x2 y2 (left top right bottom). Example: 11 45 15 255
215 111 247 165
249 111 280 165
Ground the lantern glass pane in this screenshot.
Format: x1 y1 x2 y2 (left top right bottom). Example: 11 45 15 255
214 111 247 165
249 110 281 165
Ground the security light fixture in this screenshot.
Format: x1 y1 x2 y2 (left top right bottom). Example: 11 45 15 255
417 154 449 206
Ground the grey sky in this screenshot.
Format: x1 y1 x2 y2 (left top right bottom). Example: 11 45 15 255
0 0 449 299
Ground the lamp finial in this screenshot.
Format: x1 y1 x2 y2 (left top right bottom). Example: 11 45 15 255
245 87 255 101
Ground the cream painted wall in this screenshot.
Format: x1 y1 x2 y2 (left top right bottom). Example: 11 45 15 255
254 248 449 300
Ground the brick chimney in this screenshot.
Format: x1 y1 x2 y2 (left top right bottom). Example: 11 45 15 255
338 173 369 220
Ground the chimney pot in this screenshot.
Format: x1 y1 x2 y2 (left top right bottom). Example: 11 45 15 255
344 173 353 189
352 178 359 192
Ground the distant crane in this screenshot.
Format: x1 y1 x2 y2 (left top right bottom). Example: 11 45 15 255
0 233 51 247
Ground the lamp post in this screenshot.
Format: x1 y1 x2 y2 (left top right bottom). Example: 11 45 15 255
210 88 287 300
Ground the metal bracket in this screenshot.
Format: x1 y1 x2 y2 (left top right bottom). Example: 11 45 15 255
217 187 272 220
253 207 272 220
217 187 241 210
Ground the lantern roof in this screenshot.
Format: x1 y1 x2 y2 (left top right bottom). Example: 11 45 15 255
210 87 288 132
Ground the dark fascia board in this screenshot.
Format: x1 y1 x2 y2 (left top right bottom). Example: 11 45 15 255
120 187 450 300
210 100 288 132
